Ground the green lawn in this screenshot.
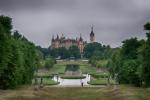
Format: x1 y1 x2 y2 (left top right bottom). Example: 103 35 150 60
49 64 66 74
80 65 97 74
90 72 109 78
88 78 115 85
2 60 150 100
32 78 59 85
49 60 97 75
96 59 108 67
4 85 150 100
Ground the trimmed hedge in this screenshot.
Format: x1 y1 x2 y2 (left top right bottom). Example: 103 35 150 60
60 76 86 79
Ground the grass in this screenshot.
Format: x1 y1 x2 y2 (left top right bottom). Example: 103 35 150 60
90 72 109 78
49 64 66 74
4 85 150 100
2 60 150 100
60 75 86 79
96 59 108 68
32 78 59 85
48 60 97 75
65 64 79 71
88 79 116 85
57 60 88 65
35 70 52 77
80 65 97 74
42 78 59 85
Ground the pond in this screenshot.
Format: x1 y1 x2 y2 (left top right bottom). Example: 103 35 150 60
52 74 91 86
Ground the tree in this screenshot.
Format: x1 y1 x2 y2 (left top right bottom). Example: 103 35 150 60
0 15 12 34
13 30 22 39
69 45 80 59
107 49 122 78
36 46 50 59
121 38 141 60
117 60 140 85
107 38 142 86
83 42 104 58
0 15 41 89
59 47 70 59
144 23 150 30
0 18 13 89
44 57 56 69
49 46 80 59
140 23 150 86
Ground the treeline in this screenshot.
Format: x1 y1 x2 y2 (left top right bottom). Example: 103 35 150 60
107 23 150 86
37 41 112 61
83 42 115 68
37 45 81 59
0 15 41 89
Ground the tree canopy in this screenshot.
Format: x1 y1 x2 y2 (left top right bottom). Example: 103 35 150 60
0 15 42 89
107 23 150 86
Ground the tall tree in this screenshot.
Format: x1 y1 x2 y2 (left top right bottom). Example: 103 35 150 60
121 38 141 60
0 15 12 34
83 42 104 58
140 23 150 86
0 15 41 89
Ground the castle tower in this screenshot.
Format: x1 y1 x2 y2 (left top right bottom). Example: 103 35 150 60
52 35 54 42
56 34 59 40
61 33 65 39
55 34 60 48
90 26 95 43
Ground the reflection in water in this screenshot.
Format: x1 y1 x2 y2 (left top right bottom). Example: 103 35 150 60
52 74 90 86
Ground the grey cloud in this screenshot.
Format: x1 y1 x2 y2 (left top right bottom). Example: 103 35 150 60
0 0 150 47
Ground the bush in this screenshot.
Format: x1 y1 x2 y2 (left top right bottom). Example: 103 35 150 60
60 76 86 79
45 57 56 69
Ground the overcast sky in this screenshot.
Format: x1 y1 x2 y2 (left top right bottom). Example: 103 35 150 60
0 0 150 48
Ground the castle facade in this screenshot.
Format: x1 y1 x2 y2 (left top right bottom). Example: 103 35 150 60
50 27 95 53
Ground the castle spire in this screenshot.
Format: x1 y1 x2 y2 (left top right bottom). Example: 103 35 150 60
52 35 54 42
79 33 83 41
90 26 94 36
56 34 59 40
61 33 65 39
90 26 95 43
91 26 93 32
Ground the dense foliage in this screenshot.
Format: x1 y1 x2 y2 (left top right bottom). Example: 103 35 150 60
83 42 105 58
140 23 150 86
49 45 81 59
36 46 49 59
44 57 56 69
0 15 41 89
107 23 150 86
83 42 115 68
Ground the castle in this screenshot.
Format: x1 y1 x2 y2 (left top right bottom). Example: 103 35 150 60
51 27 95 53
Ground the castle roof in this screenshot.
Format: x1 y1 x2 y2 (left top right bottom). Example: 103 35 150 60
79 33 83 41
52 35 55 42
90 26 95 36
56 34 59 40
